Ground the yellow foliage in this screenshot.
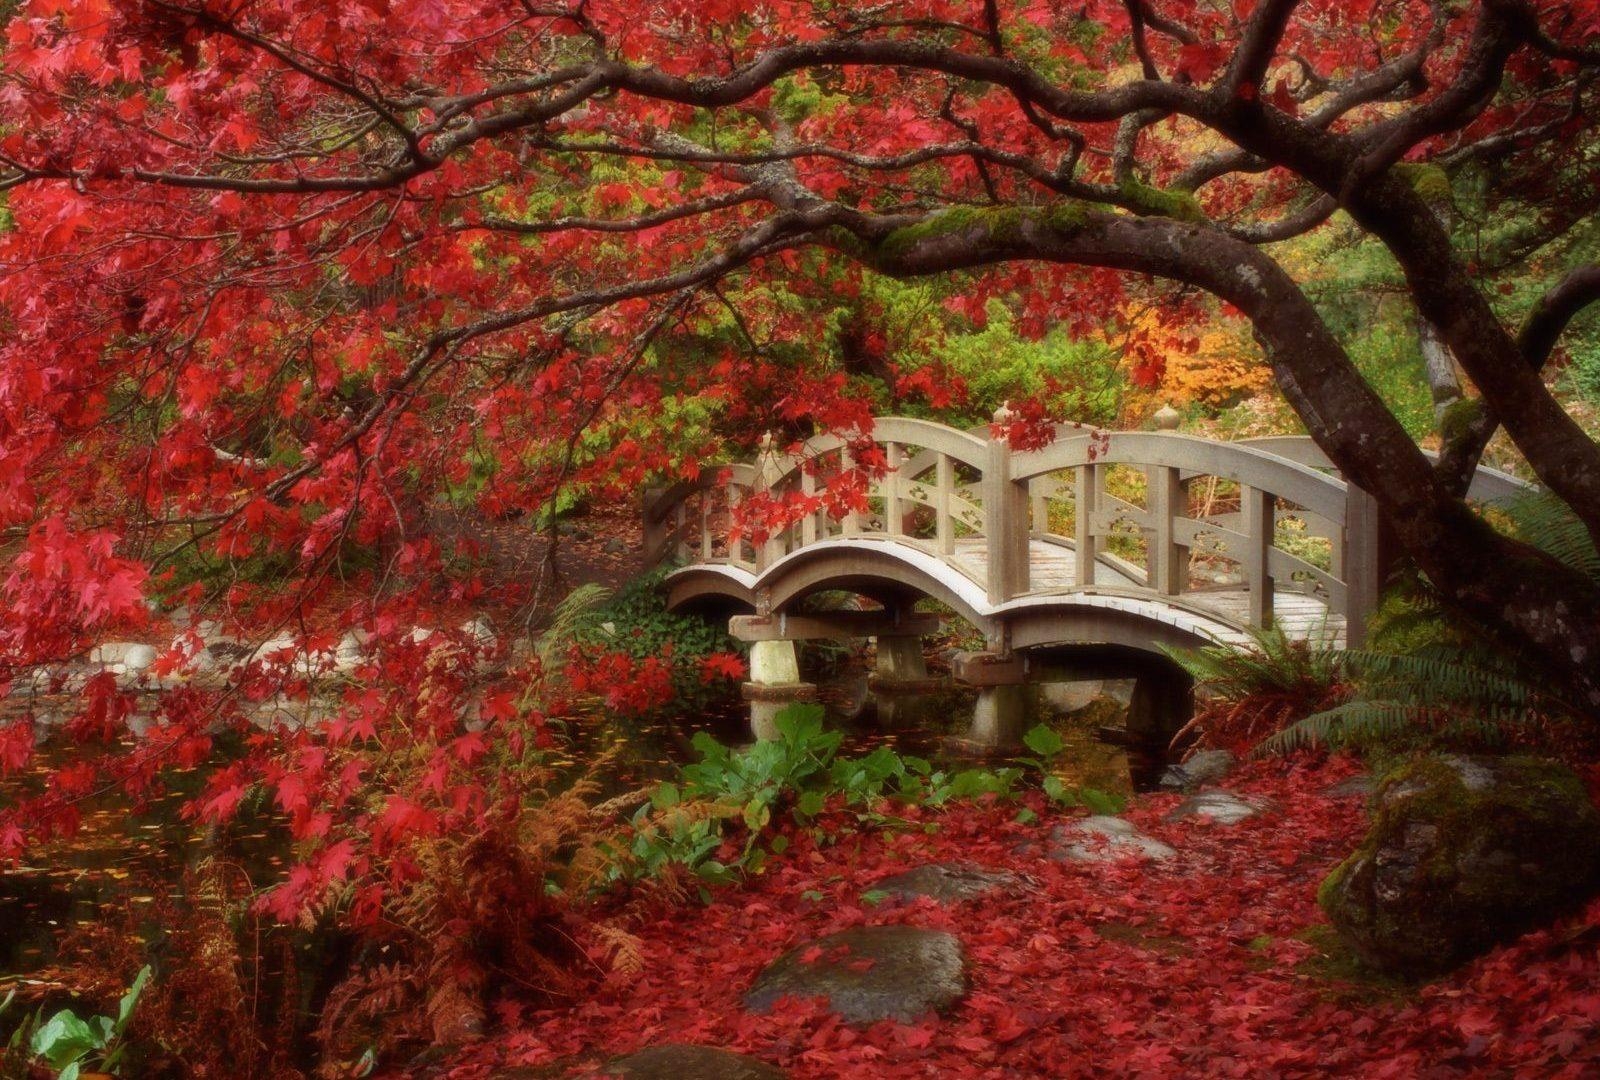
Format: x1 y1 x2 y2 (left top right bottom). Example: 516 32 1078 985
1158 324 1270 410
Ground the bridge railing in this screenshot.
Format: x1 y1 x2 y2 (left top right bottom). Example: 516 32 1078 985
641 463 763 572
1007 432 1358 632
759 416 998 584
643 415 1531 645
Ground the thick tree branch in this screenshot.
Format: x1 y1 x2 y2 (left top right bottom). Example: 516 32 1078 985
1435 265 1600 492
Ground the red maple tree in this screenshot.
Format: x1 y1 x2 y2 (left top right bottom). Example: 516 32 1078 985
0 0 1597 980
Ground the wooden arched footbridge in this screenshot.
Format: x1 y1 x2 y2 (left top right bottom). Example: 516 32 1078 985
642 415 1528 740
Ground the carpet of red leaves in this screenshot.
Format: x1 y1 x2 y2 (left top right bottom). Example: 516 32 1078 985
434 756 1600 1078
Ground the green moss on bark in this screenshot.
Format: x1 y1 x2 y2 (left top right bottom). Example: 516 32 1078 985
876 202 1094 261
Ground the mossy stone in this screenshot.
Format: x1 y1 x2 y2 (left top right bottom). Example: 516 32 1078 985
744 926 966 1023
1319 755 1600 978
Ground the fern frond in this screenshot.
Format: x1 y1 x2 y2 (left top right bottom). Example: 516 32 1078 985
536 582 614 666
1505 491 1600 582
1260 700 1425 754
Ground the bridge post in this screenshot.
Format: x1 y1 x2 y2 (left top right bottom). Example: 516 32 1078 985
1148 465 1185 596
1344 484 1385 648
985 406 1030 605
1242 485 1274 627
884 441 905 536
951 649 1032 748
642 487 668 565
743 639 818 741
754 432 785 572
869 634 947 727
1075 463 1099 587
935 453 955 556
1126 654 1196 751
841 443 861 536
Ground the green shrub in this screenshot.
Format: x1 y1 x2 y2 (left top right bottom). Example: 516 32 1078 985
566 568 743 713
610 704 1120 890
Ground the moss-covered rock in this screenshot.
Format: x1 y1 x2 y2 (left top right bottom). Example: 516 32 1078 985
1319 755 1600 978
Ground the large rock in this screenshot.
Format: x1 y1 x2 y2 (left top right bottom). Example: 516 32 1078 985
1043 816 1176 862
866 863 1023 904
1166 790 1272 825
602 1045 786 1079
1158 749 1236 793
745 926 966 1023
1319 755 1600 977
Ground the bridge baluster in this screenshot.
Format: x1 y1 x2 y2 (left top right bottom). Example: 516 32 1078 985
727 481 744 565
984 409 1030 604
699 492 713 562
936 452 955 555
842 444 861 536
1242 485 1274 627
1075 463 1099 588
885 441 904 537
674 500 687 563
800 466 818 546
1149 465 1185 597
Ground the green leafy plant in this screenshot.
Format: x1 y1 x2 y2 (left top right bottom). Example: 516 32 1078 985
614 704 1122 888
1021 724 1124 814
24 966 150 1080
1195 493 1597 757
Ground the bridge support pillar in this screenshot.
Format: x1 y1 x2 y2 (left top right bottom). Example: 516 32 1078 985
868 635 946 727
970 684 1033 749
951 650 1033 749
1126 661 1195 750
868 636 942 691
743 640 818 740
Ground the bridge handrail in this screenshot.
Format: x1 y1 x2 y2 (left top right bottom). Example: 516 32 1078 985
647 416 1537 646
763 416 990 486
1010 432 1350 522
1232 435 1533 504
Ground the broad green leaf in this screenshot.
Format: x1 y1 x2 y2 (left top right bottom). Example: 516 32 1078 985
114 965 150 1035
1023 724 1065 757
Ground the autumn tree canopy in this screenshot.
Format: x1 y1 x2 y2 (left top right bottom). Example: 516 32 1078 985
1 0 1599 717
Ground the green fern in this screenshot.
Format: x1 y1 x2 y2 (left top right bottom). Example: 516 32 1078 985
1503 490 1600 582
1161 623 1347 752
536 582 614 668
1163 622 1344 701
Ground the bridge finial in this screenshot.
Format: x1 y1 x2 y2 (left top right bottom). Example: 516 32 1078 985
1152 402 1181 431
992 401 1014 426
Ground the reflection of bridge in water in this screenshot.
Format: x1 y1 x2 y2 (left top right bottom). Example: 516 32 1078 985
644 414 1529 746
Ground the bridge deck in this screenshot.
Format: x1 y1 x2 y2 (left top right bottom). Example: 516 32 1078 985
947 537 1343 647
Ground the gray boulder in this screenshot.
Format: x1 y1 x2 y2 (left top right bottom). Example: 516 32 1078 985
866 863 1023 904
1166 789 1272 825
1319 754 1600 978
1046 816 1176 862
1158 749 1236 792
745 926 966 1023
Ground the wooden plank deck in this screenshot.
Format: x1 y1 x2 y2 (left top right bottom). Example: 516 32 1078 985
946 537 1345 648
